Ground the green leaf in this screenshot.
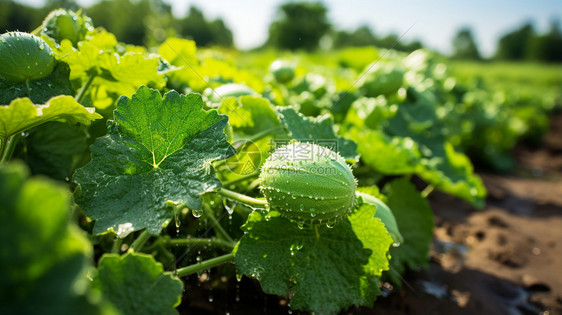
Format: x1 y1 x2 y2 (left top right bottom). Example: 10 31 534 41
235 209 392 313
383 178 434 287
0 95 101 140
219 95 282 136
0 61 74 105
92 252 184 315
55 31 165 109
277 106 358 161
417 141 486 208
356 190 403 244
0 162 111 314
346 127 421 174
73 86 235 235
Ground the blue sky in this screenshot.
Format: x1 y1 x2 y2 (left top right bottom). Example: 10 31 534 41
17 0 561 56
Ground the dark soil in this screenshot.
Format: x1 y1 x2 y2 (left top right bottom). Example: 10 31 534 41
178 114 562 315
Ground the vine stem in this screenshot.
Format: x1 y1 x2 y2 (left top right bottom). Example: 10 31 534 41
216 188 268 208
75 74 96 104
175 252 235 277
202 203 235 244
111 237 123 254
421 185 434 198
0 135 19 163
130 230 151 252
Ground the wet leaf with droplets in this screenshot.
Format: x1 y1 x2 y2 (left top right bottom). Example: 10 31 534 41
73 85 235 235
234 209 392 313
92 252 184 315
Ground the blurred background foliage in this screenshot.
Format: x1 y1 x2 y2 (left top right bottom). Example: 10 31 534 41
1 0 561 62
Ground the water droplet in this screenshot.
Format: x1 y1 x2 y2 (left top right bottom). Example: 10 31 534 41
297 222 304 229
291 195 297 199
326 222 334 229
192 209 203 218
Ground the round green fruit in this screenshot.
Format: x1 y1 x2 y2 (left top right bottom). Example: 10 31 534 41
42 9 93 46
0 32 55 82
259 142 357 225
269 60 295 84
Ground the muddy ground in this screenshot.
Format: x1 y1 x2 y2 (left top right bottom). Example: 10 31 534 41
179 114 562 315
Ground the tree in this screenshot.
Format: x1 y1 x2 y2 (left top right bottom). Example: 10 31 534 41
452 27 481 60
495 23 535 60
267 2 330 51
178 6 233 47
333 25 377 48
526 20 562 62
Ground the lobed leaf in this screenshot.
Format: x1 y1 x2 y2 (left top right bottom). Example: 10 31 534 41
277 106 358 161
73 85 235 235
235 208 392 313
0 95 101 139
383 178 434 287
92 252 183 315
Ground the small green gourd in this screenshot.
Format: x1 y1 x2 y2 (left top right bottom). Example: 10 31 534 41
259 142 357 225
0 32 55 83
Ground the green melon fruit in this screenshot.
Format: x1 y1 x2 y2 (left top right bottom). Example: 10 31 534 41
41 9 93 46
269 60 295 84
259 142 357 225
0 32 55 82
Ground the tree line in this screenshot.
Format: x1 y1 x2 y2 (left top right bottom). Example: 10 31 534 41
1 0 560 62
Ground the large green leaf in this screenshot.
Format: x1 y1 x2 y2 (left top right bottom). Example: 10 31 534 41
0 162 112 314
383 178 434 287
235 209 392 313
277 106 358 161
93 252 183 315
0 61 74 105
14 122 89 181
73 86 235 235
0 95 101 140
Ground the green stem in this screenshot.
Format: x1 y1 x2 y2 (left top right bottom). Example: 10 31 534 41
75 74 96 104
111 237 123 254
164 237 235 251
175 252 235 277
0 138 8 163
202 203 235 244
25 80 31 98
0 135 19 163
216 188 268 208
130 230 151 252
221 172 259 187
421 185 434 198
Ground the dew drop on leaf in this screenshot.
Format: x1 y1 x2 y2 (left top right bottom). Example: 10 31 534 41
192 209 203 218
